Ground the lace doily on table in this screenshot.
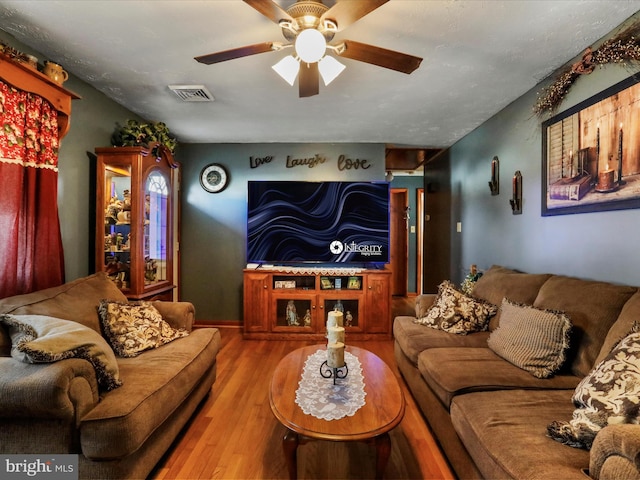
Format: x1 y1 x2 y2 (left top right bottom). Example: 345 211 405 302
295 349 366 421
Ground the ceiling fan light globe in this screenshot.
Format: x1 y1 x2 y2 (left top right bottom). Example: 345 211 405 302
295 28 326 64
318 55 346 86
272 55 300 86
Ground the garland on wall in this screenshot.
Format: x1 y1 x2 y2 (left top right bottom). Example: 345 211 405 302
534 22 640 115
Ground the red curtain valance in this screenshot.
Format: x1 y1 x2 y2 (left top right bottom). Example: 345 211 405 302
0 80 64 297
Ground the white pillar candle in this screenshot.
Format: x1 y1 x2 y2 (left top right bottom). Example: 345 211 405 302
327 310 343 328
327 342 345 368
327 326 345 345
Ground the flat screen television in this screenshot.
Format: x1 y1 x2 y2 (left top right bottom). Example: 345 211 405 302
247 181 390 265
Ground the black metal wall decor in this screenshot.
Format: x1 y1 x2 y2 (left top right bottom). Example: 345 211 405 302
488 156 499 195
510 171 522 215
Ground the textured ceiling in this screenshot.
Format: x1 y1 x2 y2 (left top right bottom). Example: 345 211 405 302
0 1 639 148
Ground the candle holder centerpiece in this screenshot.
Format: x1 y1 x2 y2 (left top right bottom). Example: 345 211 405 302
321 310 348 384
320 358 349 385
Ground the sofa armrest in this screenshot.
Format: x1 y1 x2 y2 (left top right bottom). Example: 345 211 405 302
152 301 195 331
0 357 99 424
415 294 437 318
590 424 640 480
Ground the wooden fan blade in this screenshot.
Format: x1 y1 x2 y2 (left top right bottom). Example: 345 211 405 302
321 0 389 31
338 40 422 74
299 62 319 97
195 42 275 65
243 0 293 24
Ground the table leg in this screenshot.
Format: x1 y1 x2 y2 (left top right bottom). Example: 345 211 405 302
374 433 391 480
282 429 299 480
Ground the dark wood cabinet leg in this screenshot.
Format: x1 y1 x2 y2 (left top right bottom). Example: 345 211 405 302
374 432 391 480
283 429 299 480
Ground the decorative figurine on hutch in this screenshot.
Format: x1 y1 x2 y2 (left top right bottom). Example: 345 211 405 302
105 196 122 225
144 256 158 282
122 189 132 211
345 311 353 327
321 310 348 384
286 300 299 326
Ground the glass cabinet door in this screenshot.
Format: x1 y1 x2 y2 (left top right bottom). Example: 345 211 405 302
103 164 132 290
144 170 169 288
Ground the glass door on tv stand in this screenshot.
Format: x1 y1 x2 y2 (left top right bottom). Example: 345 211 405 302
324 298 361 331
272 294 316 332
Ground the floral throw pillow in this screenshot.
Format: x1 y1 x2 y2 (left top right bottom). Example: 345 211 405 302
98 300 188 357
547 321 640 450
415 280 498 335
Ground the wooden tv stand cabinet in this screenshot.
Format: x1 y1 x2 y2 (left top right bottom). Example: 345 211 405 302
243 267 391 340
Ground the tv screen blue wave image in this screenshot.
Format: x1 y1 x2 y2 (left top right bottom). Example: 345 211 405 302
247 181 390 265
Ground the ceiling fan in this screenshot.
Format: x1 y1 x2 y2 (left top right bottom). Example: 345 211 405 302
195 0 423 97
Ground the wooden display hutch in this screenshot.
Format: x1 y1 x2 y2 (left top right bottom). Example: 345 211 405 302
243 267 391 340
94 147 178 301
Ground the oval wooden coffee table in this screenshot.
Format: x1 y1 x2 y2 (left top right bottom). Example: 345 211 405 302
269 345 405 480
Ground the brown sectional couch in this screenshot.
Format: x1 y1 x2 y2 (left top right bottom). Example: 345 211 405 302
394 265 640 479
0 272 221 479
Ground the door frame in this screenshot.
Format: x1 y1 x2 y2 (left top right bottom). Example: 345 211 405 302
390 188 408 296
416 188 424 295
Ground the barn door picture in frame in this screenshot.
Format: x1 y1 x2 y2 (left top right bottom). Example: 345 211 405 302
542 74 640 216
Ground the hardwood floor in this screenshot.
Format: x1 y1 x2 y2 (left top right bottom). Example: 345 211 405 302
151 297 453 480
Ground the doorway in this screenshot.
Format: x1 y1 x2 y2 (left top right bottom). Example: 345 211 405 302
416 188 424 295
390 189 408 296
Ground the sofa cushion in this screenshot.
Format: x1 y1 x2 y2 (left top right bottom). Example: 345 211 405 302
415 280 497 335
532 276 637 377
98 300 188 358
487 299 571 378
594 290 640 366
451 389 589 479
79 327 221 460
415 294 436 318
471 265 553 330
0 314 121 391
0 272 127 333
393 316 489 365
547 322 640 450
418 347 581 408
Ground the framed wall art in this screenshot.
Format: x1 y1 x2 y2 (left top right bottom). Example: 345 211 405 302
542 74 640 216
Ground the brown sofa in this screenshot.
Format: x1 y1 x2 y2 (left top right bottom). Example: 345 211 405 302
394 265 640 479
0 272 221 480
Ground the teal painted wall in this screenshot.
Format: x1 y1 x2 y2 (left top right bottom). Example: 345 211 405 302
448 63 640 287
178 144 386 321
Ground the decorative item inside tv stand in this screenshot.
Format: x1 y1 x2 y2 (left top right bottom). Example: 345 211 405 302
243 267 391 340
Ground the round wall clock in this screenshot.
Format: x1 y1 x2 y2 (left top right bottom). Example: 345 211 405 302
200 163 229 193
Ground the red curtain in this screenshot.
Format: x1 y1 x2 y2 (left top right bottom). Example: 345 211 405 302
0 80 65 297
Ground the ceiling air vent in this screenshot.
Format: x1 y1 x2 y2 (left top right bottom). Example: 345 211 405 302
168 85 214 102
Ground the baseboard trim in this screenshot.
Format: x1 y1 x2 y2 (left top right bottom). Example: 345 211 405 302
194 321 242 329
